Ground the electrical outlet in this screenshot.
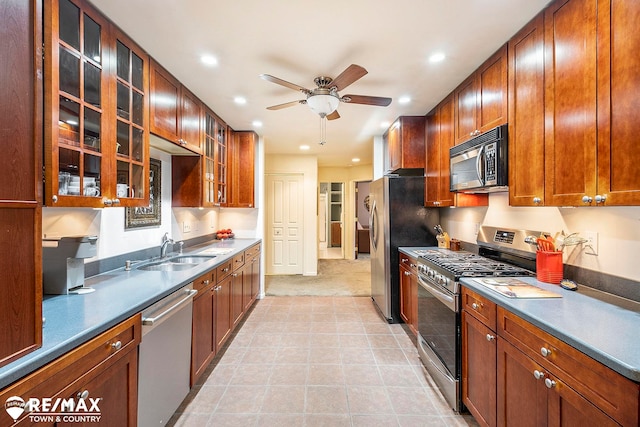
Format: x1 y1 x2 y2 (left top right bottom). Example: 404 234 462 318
183 221 191 233
583 231 598 256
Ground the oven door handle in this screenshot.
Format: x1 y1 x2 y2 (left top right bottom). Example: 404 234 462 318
418 276 458 313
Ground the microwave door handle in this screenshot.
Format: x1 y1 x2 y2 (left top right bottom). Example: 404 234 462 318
475 145 484 186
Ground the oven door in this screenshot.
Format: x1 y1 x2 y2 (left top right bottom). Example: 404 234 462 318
417 274 461 412
450 146 484 191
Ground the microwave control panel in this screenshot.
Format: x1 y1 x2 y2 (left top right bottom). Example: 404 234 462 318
484 142 497 185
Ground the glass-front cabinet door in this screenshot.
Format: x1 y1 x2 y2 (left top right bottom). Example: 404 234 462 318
45 0 149 207
215 123 228 206
112 30 149 206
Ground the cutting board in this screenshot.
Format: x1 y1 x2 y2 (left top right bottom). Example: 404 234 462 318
473 278 562 299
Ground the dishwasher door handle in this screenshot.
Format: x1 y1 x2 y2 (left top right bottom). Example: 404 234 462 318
142 288 197 327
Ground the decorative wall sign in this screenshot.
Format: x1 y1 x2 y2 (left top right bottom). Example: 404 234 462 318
125 158 161 229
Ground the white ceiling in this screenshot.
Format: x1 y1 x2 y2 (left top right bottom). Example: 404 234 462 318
89 0 551 167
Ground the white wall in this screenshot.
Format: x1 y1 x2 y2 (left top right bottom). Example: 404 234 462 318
441 192 640 281
264 154 318 276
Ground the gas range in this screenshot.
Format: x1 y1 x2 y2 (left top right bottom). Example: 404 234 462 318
415 225 541 295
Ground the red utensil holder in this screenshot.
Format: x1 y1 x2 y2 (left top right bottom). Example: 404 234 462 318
536 250 563 284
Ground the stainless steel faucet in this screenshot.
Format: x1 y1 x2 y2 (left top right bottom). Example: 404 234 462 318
160 232 174 258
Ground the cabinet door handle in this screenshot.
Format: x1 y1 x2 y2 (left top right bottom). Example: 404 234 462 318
533 197 541 205
533 370 545 380
485 334 495 341
113 198 121 205
404 271 411 276
595 194 607 204
232 273 238 277
52 195 58 203
544 378 557 389
77 390 89 400
582 195 593 204
540 347 552 357
111 340 122 351
103 198 113 206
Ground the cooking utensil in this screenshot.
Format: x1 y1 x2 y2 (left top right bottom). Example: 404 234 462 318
536 238 555 252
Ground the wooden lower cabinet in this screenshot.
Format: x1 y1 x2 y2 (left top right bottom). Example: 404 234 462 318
0 315 141 427
462 311 497 427
399 255 418 335
231 266 246 328
191 271 216 386
244 243 261 311
213 261 232 353
497 339 618 427
462 287 639 427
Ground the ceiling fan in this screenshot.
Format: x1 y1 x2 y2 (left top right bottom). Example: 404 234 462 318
260 64 392 120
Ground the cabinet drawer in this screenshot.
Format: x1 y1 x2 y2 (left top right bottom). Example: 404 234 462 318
498 307 639 427
462 287 496 331
216 260 233 280
0 315 141 426
232 252 245 271
193 270 215 293
399 254 418 274
245 243 261 259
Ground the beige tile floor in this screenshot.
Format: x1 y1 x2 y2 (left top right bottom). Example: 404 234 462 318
169 296 479 427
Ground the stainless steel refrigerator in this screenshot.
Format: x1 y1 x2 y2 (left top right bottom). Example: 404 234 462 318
369 176 439 322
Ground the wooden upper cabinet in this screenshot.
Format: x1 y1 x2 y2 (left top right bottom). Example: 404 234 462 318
44 0 149 208
172 109 226 207
384 116 426 174
454 44 508 145
228 130 256 208
425 97 455 207
544 0 598 206
149 59 179 142
596 0 640 205
425 96 487 208
508 13 546 207
0 0 43 369
149 59 202 154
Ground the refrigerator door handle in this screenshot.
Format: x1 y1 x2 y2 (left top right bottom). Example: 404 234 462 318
370 200 378 252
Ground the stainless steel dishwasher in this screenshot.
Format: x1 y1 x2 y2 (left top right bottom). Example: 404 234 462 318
138 283 197 426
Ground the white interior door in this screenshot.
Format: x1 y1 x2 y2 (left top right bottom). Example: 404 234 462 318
318 193 327 248
265 174 304 275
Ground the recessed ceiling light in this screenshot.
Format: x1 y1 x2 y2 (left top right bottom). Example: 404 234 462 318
252 120 262 127
398 96 411 104
234 96 247 105
200 55 218 66
352 158 360 163
429 52 446 63
299 145 310 151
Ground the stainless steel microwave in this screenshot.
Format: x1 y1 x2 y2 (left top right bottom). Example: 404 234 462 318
450 124 508 192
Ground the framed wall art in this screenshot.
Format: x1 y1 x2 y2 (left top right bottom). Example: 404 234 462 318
125 158 161 229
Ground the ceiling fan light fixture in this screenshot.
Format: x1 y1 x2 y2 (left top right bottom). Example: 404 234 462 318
306 94 339 117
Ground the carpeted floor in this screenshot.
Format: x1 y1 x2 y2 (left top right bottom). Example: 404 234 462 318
265 256 371 297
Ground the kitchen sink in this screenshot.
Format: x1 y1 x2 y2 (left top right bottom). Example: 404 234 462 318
136 255 217 271
170 255 217 264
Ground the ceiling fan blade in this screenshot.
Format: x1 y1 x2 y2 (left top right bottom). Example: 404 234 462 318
266 100 305 110
330 64 368 91
259 74 311 94
342 94 392 106
326 110 340 120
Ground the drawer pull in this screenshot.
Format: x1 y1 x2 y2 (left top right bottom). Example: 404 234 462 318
544 378 557 389
471 302 482 310
540 347 552 357
486 334 495 341
77 390 89 400
404 271 411 276
533 370 545 380
401 258 408 263
202 279 210 285
222 267 229 272
111 340 122 351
